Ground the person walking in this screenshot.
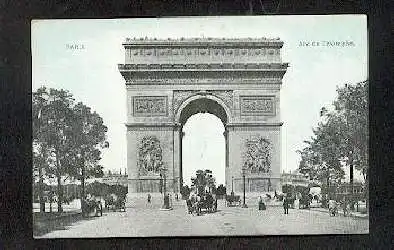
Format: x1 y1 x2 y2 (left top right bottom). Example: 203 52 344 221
283 193 289 214
147 193 151 203
258 196 266 210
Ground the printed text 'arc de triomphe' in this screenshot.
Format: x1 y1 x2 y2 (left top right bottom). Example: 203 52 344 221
118 37 288 203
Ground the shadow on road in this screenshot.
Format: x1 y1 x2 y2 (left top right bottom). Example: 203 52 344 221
33 212 104 237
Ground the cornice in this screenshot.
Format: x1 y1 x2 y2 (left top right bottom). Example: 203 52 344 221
125 123 181 131
226 122 283 127
122 37 284 48
118 63 288 71
125 78 283 85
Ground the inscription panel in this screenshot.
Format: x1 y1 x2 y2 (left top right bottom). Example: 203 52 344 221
240 96 275 116
133 96 168 117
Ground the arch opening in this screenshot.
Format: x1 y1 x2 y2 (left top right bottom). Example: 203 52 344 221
178 97 229 126
182 113 226 187
178 97 229 192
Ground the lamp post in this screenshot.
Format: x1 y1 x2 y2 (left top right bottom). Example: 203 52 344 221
231 176 234 195
160 165 171 210
241 164 248 208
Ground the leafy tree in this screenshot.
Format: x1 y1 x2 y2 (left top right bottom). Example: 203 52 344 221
33 87 75 213
180 185 190 199
297 80 368 204
333 81 368 184
191 169 216 195
216 184 226 196
32 87 109 214
68 102 108 209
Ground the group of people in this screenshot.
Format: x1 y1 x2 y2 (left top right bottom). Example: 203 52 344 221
186 191 217 215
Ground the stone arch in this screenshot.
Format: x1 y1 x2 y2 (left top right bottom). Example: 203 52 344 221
175 93 232 125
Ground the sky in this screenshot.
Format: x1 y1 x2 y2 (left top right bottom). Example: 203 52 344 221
32 15 367 186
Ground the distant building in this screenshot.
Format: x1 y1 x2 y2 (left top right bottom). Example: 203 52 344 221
101 173 128 187
280 169 310 187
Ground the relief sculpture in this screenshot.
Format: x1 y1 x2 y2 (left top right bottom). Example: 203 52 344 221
240 96 275 115
133 96 167 116
138 136 163 176
243 137 272 174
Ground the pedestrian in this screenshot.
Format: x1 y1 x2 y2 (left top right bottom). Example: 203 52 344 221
283 193 289 214
147 193 151 203
258 196 266 210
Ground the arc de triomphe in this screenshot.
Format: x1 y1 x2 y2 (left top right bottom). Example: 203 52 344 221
118 37 288 203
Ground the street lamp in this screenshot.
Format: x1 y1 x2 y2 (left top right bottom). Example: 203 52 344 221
241 164 248 208
231 176 234 195
160 165 171 210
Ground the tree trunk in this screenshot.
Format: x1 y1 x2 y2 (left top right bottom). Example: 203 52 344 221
56 151 63 213
57 174 63 213
350 163 354 210
81 164 85 215
365 172 369 214
38 156 45 213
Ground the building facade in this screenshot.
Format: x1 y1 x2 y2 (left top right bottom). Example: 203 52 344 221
118 37 288 203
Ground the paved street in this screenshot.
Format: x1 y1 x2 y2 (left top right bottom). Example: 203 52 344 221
38 200 368 237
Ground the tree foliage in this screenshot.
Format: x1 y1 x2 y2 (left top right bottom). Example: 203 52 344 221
32 86 109 212
191 169 216 195
297 80 368 188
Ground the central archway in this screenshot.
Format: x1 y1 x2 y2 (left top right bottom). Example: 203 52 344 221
182 114 225 187
176 95 230 190
176 94 231 191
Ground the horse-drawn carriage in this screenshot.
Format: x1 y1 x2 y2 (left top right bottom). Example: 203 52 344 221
82 198 103 217
105 193 126 212
225 194 241 207
187 193 217 216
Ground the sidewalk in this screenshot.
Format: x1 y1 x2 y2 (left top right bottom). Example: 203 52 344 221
309 207 369 219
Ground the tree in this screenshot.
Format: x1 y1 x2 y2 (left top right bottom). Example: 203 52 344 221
180 185 190 199
333 81 368 185
69 102 108 212
32 87 109 214
297 80 368 205
33 87 75 213
216 184 226 196
191 169 216 195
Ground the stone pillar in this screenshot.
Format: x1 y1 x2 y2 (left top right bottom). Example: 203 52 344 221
172 123 181 193
223 129 229 192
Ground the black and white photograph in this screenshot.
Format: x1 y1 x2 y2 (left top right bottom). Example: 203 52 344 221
32 15 368 237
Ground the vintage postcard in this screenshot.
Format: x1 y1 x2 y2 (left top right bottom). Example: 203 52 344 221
32 15 368 237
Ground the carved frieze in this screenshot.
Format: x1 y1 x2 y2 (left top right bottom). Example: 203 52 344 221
243 137 272 174
240 96 275 116
133 96 168 116
118 63 288 70
127 48 280 58
126 78 282 85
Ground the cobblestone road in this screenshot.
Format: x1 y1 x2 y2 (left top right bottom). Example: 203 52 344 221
39 200 368 238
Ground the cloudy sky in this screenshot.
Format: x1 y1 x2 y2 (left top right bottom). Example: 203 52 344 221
32 15 367 186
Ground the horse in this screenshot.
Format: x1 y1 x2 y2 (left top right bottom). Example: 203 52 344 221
187 193 200 216
299 194 311 209
199 193 217 213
